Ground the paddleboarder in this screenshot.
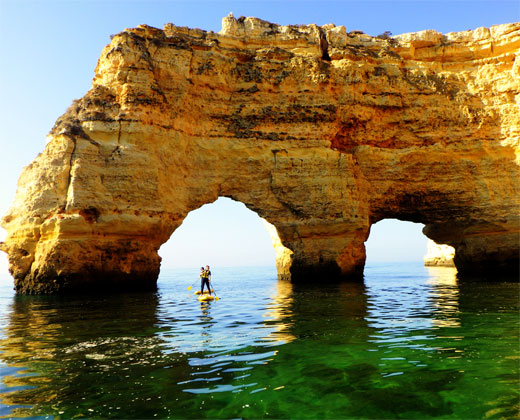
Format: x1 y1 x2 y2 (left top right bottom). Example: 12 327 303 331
200 265 212 294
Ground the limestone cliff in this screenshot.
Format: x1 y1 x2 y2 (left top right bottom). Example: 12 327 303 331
1 15 519 293
424 240 455 267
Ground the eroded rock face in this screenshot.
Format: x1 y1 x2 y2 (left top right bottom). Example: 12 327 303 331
424 240 455 267
1 16 519 293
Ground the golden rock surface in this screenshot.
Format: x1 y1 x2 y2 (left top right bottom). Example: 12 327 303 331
424 240 455 267
1 16 519 293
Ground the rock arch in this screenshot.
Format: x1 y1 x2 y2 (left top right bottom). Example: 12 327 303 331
1 16 519 293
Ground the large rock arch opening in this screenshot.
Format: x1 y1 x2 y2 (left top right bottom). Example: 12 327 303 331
1 16 518 293
364 219 427 264
157 197 277 269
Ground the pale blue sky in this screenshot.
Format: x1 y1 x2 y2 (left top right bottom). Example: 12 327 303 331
0 1 518 273
158 197 427 268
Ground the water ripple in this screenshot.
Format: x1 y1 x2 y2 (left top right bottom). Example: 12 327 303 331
0 265 518 419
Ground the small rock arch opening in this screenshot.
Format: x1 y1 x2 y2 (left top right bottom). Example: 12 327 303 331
158 197 277 273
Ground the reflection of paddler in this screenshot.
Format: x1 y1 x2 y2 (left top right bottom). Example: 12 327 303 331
200 265 212 295
198 294 215 302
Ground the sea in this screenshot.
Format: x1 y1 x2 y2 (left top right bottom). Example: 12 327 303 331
0 262 518 419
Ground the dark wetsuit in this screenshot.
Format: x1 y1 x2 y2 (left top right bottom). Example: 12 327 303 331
200 270 211 293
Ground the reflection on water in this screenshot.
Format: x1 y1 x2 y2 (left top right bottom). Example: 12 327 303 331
0 264 518 419
426 266 460 328
262 279 295 345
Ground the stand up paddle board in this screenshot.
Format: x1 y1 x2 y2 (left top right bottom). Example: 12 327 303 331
194 290 214 295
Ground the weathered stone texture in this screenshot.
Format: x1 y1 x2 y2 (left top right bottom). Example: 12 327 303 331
1 16 519 293
424 240 456 267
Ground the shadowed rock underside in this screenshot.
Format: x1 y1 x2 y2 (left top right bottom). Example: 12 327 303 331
1 15 519 293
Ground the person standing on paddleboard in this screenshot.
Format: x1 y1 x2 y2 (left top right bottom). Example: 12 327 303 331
199 267 205 291
200 265 212 294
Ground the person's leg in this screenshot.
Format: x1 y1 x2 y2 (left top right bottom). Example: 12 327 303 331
200 278 204 293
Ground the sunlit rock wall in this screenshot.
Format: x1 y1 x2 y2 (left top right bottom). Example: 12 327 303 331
424 239 456 267
1 15 519 293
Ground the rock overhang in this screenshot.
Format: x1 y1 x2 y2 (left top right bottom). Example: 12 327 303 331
1 16 519 293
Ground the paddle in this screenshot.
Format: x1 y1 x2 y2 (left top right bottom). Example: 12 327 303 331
187 280 198 291
210 281 220 301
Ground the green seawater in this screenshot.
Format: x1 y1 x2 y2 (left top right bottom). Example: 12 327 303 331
0 263 518 419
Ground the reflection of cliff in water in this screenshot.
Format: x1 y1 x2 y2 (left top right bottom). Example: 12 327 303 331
426 266 460 328
0 292 195 418
0 275 301 418
429 267 520 419
263 279 296 345
1 269 518 419
287 281 370 341
185 280 373 418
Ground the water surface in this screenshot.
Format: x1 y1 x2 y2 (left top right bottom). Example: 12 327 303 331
0 263 518 419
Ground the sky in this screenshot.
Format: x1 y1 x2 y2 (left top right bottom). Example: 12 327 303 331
0 0 518 274
158 198 427 268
